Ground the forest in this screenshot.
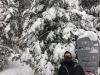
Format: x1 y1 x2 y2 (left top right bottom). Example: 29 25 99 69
0 0 100 75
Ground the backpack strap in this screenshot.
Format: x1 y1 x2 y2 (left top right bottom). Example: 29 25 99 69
73 63 78 68
63 65 69 75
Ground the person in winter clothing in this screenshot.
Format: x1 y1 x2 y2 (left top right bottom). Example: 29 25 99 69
58 51 85 75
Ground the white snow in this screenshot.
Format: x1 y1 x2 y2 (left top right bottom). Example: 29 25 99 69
8 7 18 15
53 43 66 62
4 24 11 32
0 58 33 75
78 31 98 41
45 62 54 75
36 5 44 12
1 0 100 75
33 41 42 56
20 48 32 61
47 31 55 41
71 29 85 36
62 23 75 40
69 9 95 21
95 5 100 14
70 9 86 15
65 0 79 9
28 18 44 34
4 14 11 22
42 7 57 20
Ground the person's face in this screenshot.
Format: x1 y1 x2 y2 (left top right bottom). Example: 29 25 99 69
64 53 72 61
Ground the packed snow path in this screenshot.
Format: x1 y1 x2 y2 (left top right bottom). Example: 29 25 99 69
0 59 33 75
0 59 100 75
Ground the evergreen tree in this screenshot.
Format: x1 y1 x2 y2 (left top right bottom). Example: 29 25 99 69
0 0 100 74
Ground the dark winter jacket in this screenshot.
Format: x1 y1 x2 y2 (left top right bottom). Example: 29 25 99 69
58 61 85 75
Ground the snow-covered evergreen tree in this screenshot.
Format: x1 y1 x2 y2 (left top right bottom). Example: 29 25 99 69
0 0 100 75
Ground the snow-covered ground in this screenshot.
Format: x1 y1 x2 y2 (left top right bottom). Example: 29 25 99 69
1 61 100 75
0 58 33 75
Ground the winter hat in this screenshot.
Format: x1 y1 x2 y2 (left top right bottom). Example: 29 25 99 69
65 50 76 59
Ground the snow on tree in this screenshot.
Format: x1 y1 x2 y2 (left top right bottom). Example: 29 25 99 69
0 0 100 75
16 0 83 74
10 0 100 74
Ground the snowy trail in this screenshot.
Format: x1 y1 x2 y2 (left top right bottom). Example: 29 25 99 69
0 66 33 75
0 67 24 75
0 57 100 75
0 59 33 75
